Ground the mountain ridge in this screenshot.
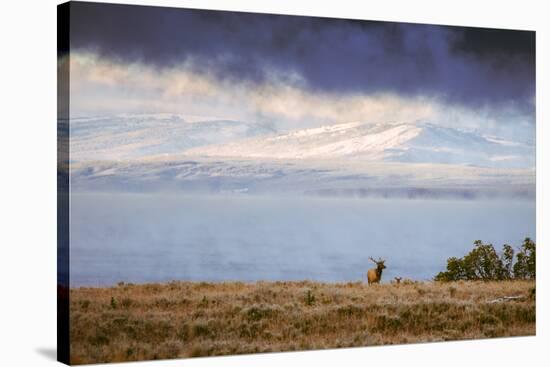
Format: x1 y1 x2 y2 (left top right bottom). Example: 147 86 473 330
68 114 534 169
187 121 534 169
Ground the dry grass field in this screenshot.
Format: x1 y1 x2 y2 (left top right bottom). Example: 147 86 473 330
69 280 535 364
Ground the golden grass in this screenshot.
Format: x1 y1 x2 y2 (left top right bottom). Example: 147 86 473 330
69 280 535 364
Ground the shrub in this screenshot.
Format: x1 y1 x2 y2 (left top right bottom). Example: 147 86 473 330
304 290 316 306
435 238 535 281
192 322 211 337
513 238 536 279
244 305 277 321
501 244 514 279
110 297 117 309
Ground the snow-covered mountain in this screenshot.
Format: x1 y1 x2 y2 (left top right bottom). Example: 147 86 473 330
187 121 534 169
68 114 535 198
69 113 276 162
69 114 533 169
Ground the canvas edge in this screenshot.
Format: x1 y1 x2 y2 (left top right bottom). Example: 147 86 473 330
57 1 71 365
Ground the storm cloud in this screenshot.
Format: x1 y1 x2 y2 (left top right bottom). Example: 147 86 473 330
67 2 535 114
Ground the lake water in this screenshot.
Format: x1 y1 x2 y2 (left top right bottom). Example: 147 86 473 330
70 193 535 286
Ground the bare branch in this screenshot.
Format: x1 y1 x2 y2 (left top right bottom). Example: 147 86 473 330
487 295 525 304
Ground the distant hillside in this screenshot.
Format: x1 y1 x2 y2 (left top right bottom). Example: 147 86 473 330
69 114 276 162
67 114 535 197
188 121 534 169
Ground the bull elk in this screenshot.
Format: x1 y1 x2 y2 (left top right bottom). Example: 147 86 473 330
367 257 386 285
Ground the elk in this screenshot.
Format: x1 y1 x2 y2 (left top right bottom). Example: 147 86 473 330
393 277 402 285
367 257 386 285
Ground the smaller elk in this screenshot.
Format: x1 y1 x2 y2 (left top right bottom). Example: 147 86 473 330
367 257 386 285
393 276 402 285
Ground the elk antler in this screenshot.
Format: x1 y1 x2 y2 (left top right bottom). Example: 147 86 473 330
369 257 378 264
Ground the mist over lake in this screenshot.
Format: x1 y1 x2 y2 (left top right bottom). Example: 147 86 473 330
66 114 536 288
70 193 535 287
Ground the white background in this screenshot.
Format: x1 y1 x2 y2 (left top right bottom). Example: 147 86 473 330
0 0 547 366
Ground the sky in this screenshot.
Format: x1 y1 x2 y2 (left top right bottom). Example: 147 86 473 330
62 1 536 141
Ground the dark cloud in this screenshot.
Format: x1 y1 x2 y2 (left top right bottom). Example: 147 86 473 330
67 1 535 113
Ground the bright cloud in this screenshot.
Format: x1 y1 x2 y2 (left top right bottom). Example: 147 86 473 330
68 51 534 141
